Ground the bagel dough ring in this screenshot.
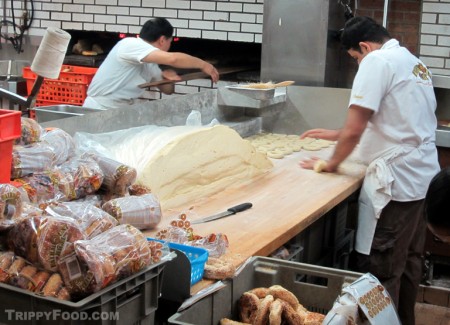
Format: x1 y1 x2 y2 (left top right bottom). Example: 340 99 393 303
269 299 283 325
268 285 300 309
239 292 260 323
267 151 284 159
302 144 322 151
204 257 236 280
313 159 327 173
253 294 274 325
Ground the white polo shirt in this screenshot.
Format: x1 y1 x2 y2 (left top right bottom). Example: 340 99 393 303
85 37 162 109
349 39 440 201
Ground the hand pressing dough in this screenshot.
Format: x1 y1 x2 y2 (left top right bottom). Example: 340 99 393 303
313 160 327 173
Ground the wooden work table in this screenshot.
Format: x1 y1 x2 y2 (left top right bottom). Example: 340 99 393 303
144 147 366 269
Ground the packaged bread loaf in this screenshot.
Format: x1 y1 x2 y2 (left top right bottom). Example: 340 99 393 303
58 224 152 297
15 117 42 145
102 193 161 230
0 184 23 231
59 155 103 200
45 201 118 239
37 215 86 272
91 154 137 196
14 172 62 204
41 128 77 166
7 214 42 264
11 142 56 179
0 251 70 300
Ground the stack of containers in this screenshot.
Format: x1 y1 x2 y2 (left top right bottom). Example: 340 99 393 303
0 109 21 184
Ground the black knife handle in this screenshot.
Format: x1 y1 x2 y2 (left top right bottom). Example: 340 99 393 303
227 202 253 214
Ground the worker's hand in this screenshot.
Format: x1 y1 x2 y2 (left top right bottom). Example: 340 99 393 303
161 69 182 81
299 157 338 173
300 128 340 141
202 62 219 83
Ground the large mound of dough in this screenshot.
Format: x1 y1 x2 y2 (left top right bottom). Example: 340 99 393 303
77 125 273 209
138 125 272 209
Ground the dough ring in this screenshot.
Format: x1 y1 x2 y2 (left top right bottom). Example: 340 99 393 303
268 285 300 310
253 294 274 325
203 257 236 280
239 292 260 323
302 144 322 151
267 151 284 159
313 160 327 173
269 299 283 325
304 311 326 324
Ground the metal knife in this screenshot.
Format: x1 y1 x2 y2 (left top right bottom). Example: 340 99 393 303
191 202 253 224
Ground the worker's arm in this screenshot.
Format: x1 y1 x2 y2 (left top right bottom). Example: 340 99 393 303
143 50 219 83
299 105 373 172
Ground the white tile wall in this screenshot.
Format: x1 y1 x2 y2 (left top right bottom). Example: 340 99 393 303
421 1 450 76
3 0 264 43
1 0 264 97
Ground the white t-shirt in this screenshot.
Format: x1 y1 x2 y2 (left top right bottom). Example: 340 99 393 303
349 39 440 201
85 37 162 108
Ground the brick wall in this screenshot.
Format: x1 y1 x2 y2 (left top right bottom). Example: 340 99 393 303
420 0 450 77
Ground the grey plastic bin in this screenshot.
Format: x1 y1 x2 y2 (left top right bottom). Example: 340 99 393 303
168 256 362 325
0 261 167 325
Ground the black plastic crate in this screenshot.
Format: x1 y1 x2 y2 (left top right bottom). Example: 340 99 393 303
0 261 167 325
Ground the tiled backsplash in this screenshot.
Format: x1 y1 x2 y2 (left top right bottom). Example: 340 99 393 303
420 1 450 77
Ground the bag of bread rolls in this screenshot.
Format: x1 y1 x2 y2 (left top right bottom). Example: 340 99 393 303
59 155 104 200
14 172 63 205
58 224 151 297
11 142 56 179
45 201 118 239
91 154 137 196
37 215 85 272
102 193 161 230
0 184 23 231
15 117 42 146
7 214 42 264
41 128 77 166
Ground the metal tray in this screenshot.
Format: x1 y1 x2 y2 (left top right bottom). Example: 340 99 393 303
32 105 106 123
225 85 276 100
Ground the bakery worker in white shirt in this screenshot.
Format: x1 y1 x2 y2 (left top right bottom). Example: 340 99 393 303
299 16 440 325
83 17 219 110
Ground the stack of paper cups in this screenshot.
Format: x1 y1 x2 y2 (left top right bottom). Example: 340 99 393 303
30 27 71 79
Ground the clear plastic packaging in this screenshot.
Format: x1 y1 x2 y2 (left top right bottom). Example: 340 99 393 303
58 224 153 297
15 117 42 145
11 142 56 179
0 184 23 231
41 128 77 165
102 193 161 230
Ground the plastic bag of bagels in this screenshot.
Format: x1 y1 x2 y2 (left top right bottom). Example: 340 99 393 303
57 224 152 297
0 184 24 231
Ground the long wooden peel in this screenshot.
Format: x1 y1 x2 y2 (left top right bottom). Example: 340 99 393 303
240 80 295 89
138 66 254 89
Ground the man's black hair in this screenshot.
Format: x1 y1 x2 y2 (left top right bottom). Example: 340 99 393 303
425 167 450 229
140 17 174 42
341 16 391 52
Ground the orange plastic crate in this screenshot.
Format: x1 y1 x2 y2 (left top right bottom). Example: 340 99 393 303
0 110 21 184
23 65 98 107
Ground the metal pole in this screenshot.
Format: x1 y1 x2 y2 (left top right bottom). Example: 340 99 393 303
383 0 389 27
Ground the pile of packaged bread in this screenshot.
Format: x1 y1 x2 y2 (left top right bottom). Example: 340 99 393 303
0 117 172 301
